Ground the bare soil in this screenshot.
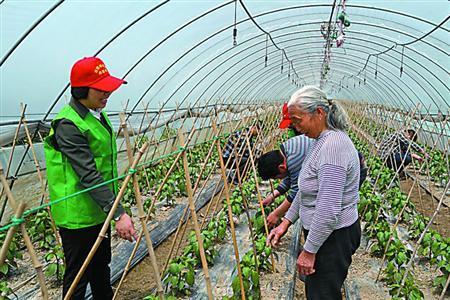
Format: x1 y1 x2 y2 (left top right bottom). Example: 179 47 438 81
400 178 450 238
114 184 225 299
260 225 306 300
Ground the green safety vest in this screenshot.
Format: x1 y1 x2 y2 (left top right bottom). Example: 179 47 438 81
44 105 118 229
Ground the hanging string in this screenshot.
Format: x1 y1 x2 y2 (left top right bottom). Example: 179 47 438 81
288 63 291 78
364 69 367 84
375 55 378 79
281 53 284 73
264 34 268 67
400 45 404 77
233 0 238 46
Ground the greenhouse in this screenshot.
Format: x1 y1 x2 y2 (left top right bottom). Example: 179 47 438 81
0 0 448 299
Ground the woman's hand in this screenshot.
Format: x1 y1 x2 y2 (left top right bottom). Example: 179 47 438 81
297 250 316 275
116 213 137 242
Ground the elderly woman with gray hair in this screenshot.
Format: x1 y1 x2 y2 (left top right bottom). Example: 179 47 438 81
267 85 361 299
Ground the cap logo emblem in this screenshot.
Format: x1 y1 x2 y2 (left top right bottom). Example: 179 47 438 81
94 63 108 75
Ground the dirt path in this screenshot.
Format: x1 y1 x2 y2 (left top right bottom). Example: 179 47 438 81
400 178 450 238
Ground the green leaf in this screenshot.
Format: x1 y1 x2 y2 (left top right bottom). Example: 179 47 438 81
185 270 195 286
0 263 8 275
169 263 181 275
251 270 260 286
232 276 241 293
433 275 447 288
242 267 250 278
45 263 57 277
170 276 178 287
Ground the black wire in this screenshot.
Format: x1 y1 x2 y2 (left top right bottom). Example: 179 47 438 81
400 46 404 76
237 0 299 80
357 15 450 77
264 34 268 67
233 0 238 46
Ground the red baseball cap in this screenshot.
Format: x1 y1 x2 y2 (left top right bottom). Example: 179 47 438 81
279 102 292 129
70 57 127 92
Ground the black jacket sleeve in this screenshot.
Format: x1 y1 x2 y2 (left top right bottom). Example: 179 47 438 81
53 119 125 219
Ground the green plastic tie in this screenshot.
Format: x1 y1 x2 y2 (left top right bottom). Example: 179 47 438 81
11 216 25 226
0 133 236 232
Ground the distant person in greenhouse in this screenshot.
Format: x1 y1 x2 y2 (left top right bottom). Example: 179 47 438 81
222 123 260 183
378 129 428 178
44 57 136 299
266 86 361 300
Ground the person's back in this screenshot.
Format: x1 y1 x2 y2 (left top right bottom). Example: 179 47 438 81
278 135 315 202
377 130 426 175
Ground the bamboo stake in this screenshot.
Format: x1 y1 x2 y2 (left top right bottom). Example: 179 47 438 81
0 104 26 223
141 105 165 166
113 114 164 300
205 110 274 231
235 164 259 273
139 105 165 194
0 163 49 299
119 101 229 282
396 181 449 297
0 203 25 266
179 129 214 300
198 113 248 230
161 133 220 276
244 134 276 273
64 142 149 300
439 273 450 300
20 103 44 190
20 103 61 247
114 110 210 292
374 164 425 282
212 120 246 300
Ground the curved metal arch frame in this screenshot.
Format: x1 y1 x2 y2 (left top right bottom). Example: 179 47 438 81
4 2 446 119
216 38 446 114
43 0 170 120
247 58 411 110
221 52 394 111
218 38 443 112
164 29 442 118
229 55 404 112
118 3 448 114
213 39 424 110
238 50 434 113
132 17 447 115
137 31 435 125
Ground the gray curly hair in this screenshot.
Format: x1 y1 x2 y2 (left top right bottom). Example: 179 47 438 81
287 85 349 131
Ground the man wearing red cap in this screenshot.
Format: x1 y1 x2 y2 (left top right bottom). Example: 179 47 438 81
44 57 135 299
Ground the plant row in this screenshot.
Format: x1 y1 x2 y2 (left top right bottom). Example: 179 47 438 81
350 131 449 299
